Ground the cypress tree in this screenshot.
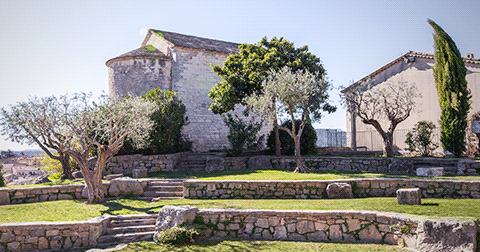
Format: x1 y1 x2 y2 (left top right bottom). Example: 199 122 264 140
428 19 471 157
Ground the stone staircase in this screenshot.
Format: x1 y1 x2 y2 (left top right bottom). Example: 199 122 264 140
143 179 184 199
174 152 217 171
97 214 157 246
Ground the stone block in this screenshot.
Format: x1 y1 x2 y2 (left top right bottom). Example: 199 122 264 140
105 174 123 181
397 188 421 205
326 183 353 199
132 168 148 179
0 191 10 205
416 167 444 177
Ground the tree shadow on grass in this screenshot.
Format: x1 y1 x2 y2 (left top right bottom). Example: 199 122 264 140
99 199 167 215
421 203 439 206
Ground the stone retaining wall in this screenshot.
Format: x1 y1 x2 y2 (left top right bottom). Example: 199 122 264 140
184 178 480 199
157 206 478 252
0 184 85 205
0 216 107 251
95 153 480 176
102 153 182 175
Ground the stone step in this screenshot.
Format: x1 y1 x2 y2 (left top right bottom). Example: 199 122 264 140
108 214 157 220
145 185 183 191
108 218 156 228
138 196 183 201
103 225 155 235
97 231 154 246
144 191 183 198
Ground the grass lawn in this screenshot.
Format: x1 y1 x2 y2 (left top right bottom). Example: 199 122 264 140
1 197 479 223
115 240 410 252
148 169 480 181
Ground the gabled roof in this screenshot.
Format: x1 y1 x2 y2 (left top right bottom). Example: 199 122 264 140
341 51 480 93
146 29 240 54
106 45 170 66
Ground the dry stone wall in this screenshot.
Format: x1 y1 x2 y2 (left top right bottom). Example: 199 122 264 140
155 206 478 252
0 216 106 252
184 178 480 199
0 184 84 205
103 153 182 175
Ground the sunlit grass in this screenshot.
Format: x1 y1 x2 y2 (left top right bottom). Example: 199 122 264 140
2 197 479 223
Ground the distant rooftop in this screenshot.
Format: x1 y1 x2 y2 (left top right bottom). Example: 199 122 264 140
341 51 480 93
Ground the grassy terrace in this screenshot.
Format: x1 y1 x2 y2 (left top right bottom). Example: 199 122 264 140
1 197 479 223
147 169 480 181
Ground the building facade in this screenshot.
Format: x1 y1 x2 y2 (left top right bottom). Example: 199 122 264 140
106 30 270 152
341 51 480 153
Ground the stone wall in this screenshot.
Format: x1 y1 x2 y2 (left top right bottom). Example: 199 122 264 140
0 216 108 251
103 153 182 175
156 206 478 252
0 184 85 205
184 178 480 199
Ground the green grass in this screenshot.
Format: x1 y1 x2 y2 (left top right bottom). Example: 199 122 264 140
148 169 480 181
117 240 409 252
2 197 479 223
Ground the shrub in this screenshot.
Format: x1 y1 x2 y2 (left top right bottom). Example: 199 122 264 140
267 119 317 155
155 226 199 245
223 113 264 156
118 88 191 155
405 121 438 156
0 164 5 187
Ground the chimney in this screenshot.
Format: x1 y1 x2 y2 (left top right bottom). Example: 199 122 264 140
466 53 474 59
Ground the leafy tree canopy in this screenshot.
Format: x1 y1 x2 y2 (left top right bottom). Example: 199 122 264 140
209 37 326 114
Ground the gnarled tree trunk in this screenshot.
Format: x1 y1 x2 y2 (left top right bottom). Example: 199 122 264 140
59 153 74 180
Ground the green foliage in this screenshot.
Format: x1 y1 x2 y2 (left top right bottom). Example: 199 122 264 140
38 154 63 180
405 121 438 156
119 88 190 155
0 164 5 187
209 37 326 114
155 225 200 245
223 113 264 155
267 119 317 155
429 19 471 157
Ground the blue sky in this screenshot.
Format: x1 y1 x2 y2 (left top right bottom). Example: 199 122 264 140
1 0 479 151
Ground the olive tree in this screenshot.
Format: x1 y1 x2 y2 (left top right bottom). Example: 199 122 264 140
62 94 153 203
247 67 336 173
0 95 77 179
343 80 419 157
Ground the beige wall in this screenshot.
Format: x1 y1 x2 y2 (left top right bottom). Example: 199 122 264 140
346 57 480 152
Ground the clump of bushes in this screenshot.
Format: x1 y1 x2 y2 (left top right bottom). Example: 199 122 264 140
223 113 264 156
405 121 438 156
155 216 206 245
155 226 200 244
267 119 317 155
119 88 191 155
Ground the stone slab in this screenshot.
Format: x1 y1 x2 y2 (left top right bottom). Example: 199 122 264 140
397 188 421 205
105 174 123 181
416 167 444 177
326 183 353 199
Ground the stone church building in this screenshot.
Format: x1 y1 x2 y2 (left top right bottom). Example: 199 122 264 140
106 29 269 152
341 51 480 153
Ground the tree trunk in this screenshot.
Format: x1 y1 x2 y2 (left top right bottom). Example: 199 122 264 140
82 165 105 204
381 132 394 157
293 136 308 173
59 153 74 180
274 113 281 156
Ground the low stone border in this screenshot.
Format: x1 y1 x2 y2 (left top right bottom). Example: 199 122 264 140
184 178 480 199
0 215 108 251
156 206 479 252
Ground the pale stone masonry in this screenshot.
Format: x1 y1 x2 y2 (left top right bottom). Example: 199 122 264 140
106 30 271 152
154 206 478 252
184 179 480 199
